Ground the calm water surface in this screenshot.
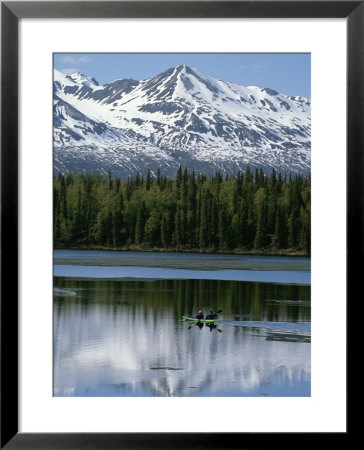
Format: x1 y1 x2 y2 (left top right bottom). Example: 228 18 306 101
54 250 310 284
54 251 310 397
54 249 310 264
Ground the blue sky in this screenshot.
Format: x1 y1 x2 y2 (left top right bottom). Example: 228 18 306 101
54 53 311 98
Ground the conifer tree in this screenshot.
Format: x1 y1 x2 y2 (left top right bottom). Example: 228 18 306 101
254 187 267 249
199 190 208 250
146 169 152 191
160 213 169 249
134 202 145 245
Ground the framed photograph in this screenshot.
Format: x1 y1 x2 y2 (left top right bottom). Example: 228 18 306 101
1 1 356 448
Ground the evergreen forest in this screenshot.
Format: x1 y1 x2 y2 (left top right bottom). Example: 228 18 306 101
53 166 311 255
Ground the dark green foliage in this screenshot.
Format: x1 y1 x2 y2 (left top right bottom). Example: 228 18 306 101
53 167 311 255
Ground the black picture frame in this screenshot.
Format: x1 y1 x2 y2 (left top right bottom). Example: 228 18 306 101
1 1 356 448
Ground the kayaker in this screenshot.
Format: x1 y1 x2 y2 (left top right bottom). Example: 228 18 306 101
206 310 217 320
194 310 204 320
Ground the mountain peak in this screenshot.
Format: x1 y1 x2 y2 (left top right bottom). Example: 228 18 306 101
68 72 99 87
175 63 192 73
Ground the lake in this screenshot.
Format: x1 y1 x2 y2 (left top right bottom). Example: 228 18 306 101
54 250 311 397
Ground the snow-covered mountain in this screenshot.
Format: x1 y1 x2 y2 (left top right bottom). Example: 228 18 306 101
53 65 311 177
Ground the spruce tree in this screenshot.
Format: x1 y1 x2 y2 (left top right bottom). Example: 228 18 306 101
254 187 267 249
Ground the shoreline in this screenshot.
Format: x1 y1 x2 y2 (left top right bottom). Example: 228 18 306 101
54 245 309 258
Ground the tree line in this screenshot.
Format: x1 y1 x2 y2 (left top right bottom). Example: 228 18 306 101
54 166 311 255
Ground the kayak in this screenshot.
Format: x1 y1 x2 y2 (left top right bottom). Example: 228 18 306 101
182 315 220 324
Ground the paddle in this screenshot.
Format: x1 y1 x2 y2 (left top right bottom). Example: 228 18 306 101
207 309 223 314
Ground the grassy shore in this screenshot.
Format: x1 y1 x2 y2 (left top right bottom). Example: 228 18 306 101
55 244 309 257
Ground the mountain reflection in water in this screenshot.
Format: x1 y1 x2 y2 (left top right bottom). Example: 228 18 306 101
54 277 310 397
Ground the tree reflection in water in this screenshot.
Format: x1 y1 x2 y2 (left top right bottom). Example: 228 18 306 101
54 277 310 397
